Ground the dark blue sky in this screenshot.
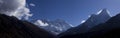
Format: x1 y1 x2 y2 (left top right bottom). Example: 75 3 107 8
27 0 120 26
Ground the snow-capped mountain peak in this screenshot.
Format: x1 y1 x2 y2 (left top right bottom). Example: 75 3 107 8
97 9 110 16
85 9 111 27
61 9 111 35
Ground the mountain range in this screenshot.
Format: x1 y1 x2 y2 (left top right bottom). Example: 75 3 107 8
1 9 120 38
59 9 120 38
59 9 111 36
34 19 73 35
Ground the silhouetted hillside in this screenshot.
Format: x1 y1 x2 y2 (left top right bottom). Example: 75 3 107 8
59 13 120 38
0 14 56 38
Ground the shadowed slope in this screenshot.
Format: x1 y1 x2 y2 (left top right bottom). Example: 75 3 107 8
0 14 56 38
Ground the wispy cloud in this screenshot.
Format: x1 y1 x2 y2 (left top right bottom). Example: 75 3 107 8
30 3 36 7
34 20 49 27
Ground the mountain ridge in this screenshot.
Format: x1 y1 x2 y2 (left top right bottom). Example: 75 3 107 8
59 11 120 38
58 9 111 36
0 14 56 38
34 19 73 35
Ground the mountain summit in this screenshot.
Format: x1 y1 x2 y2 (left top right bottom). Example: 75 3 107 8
59 9 111 36
97 9 110 15
86 9 111 27
59 12 120 38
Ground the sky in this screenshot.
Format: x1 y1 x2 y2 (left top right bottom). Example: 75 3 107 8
27 0 120 26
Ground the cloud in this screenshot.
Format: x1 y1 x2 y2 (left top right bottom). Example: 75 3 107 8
34 20 49 27
30 3 36 7
0 0 32 20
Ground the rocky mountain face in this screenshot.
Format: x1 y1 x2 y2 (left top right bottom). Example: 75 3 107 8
0 14 56 38
59 9 111 36
59 12 120 38
34 19 73 35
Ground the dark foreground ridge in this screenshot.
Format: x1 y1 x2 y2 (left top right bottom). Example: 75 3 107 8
0 14 56 38
59 13 120 38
